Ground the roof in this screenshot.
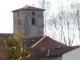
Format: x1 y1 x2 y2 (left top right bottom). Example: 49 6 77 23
41 46 80 58
0 33 12 40
0 34 78 60
12 5 45 12
0 34 80 60
25 36 66 49
25 36 66 60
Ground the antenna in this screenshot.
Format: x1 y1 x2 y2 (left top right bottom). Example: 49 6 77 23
47 49 50 57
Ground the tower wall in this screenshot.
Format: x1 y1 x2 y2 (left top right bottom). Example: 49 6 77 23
23 10 44 38
13 11 25 35
13 7 44 38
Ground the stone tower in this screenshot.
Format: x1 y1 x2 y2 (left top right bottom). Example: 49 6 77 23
12 5 45 38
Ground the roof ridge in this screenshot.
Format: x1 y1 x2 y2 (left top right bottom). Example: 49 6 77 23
0 33 13 34
31 36 46 48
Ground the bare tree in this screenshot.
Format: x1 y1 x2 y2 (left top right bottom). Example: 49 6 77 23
38 0 80 46
38 0 51 35
47 1 80 46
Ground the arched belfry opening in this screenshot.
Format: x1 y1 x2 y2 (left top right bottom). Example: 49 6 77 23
32 17 35 25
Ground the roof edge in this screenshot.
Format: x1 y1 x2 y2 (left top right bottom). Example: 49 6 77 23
31 36 46 48
12 5 45 12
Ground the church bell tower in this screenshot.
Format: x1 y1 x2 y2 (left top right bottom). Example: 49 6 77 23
12 5 45 38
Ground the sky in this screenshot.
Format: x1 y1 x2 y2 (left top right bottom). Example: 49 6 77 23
0 0 38 33
0 0 80 33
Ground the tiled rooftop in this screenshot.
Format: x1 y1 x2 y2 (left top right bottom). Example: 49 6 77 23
0 33 79 60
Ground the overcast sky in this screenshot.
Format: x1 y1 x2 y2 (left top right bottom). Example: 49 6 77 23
0 0 80 33
0 0 39 33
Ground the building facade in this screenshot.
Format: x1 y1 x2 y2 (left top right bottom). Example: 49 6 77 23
62 47 80 60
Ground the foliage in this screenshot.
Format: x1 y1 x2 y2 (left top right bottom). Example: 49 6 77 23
1 33 32 60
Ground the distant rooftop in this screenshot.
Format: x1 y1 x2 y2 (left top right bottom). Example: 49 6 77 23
38 46 80 58
12 5 45 12
0 33 13 40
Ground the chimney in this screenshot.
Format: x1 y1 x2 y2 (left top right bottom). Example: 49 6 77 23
47 48 50 57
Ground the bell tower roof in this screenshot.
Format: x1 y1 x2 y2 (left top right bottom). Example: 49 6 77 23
12 5 45 12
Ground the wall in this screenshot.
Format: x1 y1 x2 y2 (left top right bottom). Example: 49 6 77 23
62 47 80 60
13 10 44 38
24 10 44 38
13 11 25 35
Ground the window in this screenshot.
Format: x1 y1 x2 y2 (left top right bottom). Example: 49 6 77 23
32 12 35 15
18 19 21 26
39 15 41 17
32 17 35 25
18 12 19 15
